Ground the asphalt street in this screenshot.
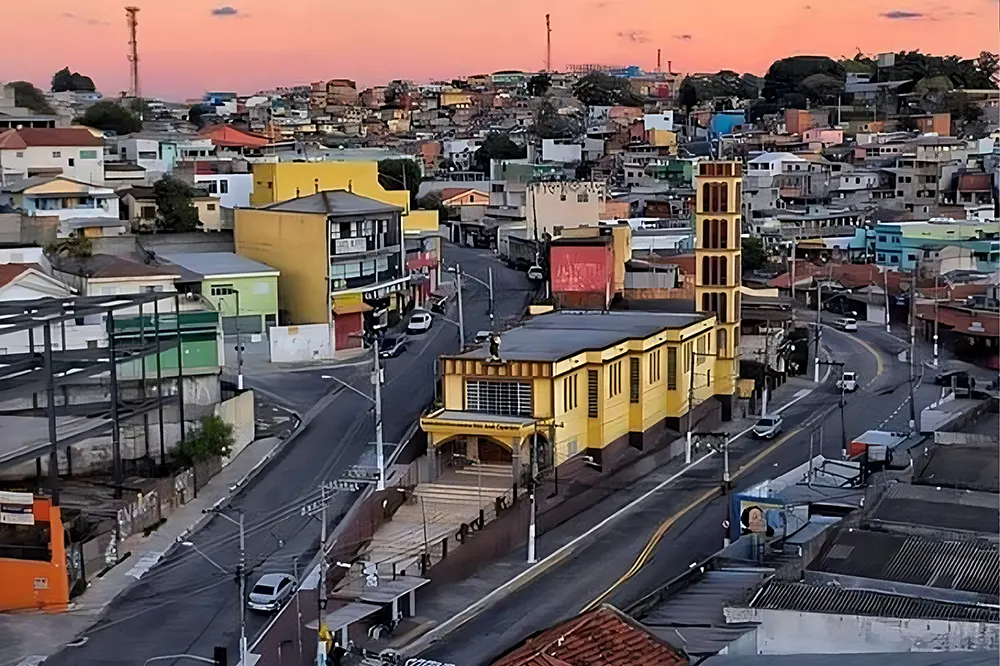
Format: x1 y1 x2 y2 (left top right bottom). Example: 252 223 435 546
419 322 945 666
44 244 533 666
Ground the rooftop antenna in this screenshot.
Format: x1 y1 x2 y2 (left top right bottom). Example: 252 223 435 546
125 6 141 120
545 14 552 72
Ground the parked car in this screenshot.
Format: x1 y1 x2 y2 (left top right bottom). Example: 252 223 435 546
834 317 858 332
934 370 973 388
379 336 407 358
474 330 491 344
429 295 449 314
836 371 858 393
752 415 784 439
527 265 545 281
406 310 433 334
247 573 297 612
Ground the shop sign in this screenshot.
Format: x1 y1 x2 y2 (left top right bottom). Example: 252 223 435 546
429 420 524 433
0 490 34 525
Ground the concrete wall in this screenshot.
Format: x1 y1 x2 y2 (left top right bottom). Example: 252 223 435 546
722 606 1000 653
216 390 255 461
269 323 334 362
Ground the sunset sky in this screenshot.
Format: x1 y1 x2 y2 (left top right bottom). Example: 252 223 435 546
4 0 998 101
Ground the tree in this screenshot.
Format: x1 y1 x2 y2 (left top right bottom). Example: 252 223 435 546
385 80 412 108
534 100 581 140
188 104 213 128
377 159 422 205
742 236 767 272
45 233 93 259
418 191 454 222
472 132 526 172
798 73 845 104
78 100 142 136
678 78 699 113
153 176 201 233
174 415 235 466
572 72 643 107
763 56 845 104
527 73 552 97
51 67 96 93
8 81 54 114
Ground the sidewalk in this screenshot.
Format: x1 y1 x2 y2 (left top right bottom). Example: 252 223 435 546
1 432 291 666
391 373 825 656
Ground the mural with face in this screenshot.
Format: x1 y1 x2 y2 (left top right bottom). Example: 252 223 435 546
740 505 776 537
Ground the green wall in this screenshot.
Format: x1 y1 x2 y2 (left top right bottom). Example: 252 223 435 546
113 311 221 379
202 276 279 319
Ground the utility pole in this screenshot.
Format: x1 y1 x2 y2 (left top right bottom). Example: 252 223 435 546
316 484 329 666
545 14 552 73
908 259 918 432
527 428 538 564
818 359 846 457
789 236 797 303
685 346 695 464
695 432 731 547
761 319 771 416
455 263 466 347
813 281 822 383
807 431 815 487
488 266 495 330
883 267 891 334
238 510 247 666
373 338 385 492
293 557 303 661
933 267 940 368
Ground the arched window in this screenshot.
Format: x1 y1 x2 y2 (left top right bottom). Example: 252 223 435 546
702 183 711 213
710 219 719 249
718 328 728 355
702 256 710 285
719 292 728 323
702 219 711 249
720 219 728 249
720 182 729 212
702 293 710 311
720 257 728 285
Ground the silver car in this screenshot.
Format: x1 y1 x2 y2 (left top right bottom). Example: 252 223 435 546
752 415 784 440
247 573 296 612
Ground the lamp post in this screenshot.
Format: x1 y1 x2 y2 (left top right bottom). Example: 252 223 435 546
321 336 385 491
686 350 716 464
218 288 243 391
446 263 495 330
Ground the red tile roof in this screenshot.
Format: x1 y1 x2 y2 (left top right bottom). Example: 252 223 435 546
0 264 33 289
199 124 269 148
491 605 686 666
767 262 904 293
916 303 1000 337
11 128 104 148
0 129 28 150
440 187 486 202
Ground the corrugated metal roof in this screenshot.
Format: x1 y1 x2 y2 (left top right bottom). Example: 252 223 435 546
812 530 1000 596
702 652 1000 666
866 483 1000 537
749 581 999 622
639 569 769 654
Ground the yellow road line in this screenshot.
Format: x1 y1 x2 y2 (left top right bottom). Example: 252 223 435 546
581 427 804 612
853 334 885 377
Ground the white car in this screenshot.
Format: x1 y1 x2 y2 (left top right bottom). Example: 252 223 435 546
527 265 545 281
247 573 297 612
406 310 433 334
836 371 858 393
752 415 784 439
835 317 858 332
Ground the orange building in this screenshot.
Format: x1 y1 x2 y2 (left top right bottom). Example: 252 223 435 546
0 494 70 611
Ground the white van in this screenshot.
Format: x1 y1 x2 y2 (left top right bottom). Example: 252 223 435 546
836 371 858 392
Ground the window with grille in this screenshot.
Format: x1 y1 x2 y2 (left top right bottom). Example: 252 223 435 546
608 361 623 397
667 347 677 390
587 370 599 418
465 380 532 416
647 349 661 384
630 357 640 403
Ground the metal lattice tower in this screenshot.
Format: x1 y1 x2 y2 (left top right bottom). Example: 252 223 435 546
125 6 140 100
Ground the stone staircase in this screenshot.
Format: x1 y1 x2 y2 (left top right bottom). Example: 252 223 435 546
360 464 512 576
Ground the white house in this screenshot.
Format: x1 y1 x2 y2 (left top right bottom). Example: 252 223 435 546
193 172 253 209
644 112 675 132
50 255 180 312
0 127 106 185
0 175 119 222
745 152 809 187
541 139 582 164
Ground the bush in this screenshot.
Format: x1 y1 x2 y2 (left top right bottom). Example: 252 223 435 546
174 415 235 466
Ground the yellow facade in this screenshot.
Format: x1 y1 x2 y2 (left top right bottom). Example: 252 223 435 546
421 312 720 469
694 161 743 400
648 129 678 153
234 209 329 325
439 90 473 107
248 161 438 233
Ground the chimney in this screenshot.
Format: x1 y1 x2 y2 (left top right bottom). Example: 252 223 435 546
314 178 319 194
295 187 300 198
657 49 661 72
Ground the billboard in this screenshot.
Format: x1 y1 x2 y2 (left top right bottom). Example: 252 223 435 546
551 245 612 293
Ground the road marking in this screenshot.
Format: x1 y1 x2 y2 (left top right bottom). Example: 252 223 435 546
581 427 804 611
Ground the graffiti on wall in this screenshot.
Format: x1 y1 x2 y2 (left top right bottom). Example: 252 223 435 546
738 502 786 538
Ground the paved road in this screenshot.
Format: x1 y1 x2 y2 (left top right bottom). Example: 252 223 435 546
44 245 533 666
419 323 943 666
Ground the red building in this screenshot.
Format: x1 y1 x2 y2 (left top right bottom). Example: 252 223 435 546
550 233 617 310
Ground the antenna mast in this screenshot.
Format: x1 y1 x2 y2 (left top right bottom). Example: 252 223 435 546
125 6 141 114
545 14 552 72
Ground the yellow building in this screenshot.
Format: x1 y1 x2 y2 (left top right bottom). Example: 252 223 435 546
420 310 720 480
694 161 743 417
249 161 438 233
235 190 407 346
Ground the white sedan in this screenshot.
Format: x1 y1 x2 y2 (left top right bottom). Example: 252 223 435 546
406 309 433 334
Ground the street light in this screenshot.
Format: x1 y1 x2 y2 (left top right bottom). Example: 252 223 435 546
446 263 495 331
216 287 244 391
320 336 385 491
